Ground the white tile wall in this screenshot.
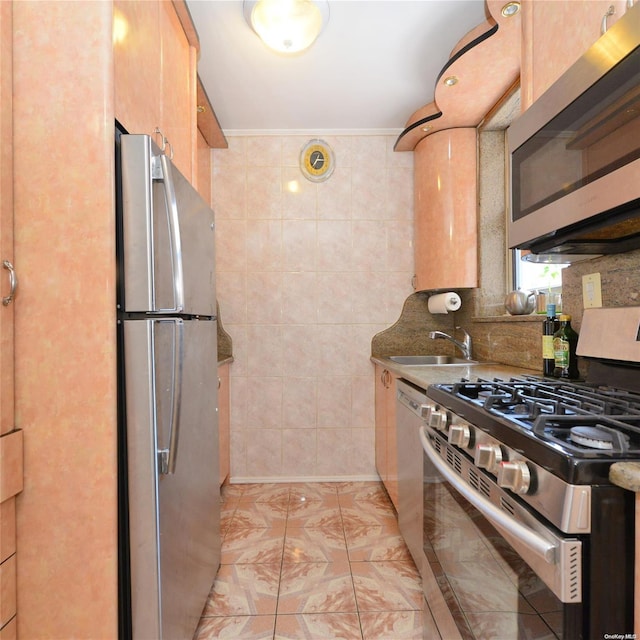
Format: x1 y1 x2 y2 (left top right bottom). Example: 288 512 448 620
213 134 414 480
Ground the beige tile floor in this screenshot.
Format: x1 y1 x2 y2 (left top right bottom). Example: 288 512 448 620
194 481 433 640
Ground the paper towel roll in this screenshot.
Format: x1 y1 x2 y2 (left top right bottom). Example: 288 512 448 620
428 292 462 314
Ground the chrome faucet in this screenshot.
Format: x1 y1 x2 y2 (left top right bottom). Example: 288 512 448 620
428 326 473 360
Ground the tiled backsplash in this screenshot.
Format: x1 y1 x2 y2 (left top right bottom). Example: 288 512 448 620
213 135 415 480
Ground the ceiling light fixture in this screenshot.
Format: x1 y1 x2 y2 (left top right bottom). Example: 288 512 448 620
243 0 330 54
501 2 521 17
443 76 458 87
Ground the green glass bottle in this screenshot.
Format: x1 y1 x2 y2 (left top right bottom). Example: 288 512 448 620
553 314 579 379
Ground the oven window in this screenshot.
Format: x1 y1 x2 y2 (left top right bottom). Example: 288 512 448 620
424 478 564 639
511 46 640 222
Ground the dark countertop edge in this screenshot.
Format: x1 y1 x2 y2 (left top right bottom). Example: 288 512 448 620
609 462 640 493
371 356 537 390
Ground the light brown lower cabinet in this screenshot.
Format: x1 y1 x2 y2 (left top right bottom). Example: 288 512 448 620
218 362 230 486
374 364 398 509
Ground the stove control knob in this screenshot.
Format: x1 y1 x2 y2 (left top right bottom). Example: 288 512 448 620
420 404 432 422
497 460 531 495
448 424 471 448
474 444 503 474
429 408 448 432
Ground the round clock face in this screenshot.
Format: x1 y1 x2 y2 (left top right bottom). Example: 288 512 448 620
300 139 335 182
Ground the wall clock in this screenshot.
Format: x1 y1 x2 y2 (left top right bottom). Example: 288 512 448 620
300 139 335 182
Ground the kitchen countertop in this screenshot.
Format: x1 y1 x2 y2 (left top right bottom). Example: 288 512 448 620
609 463 640 493
371 356 537 390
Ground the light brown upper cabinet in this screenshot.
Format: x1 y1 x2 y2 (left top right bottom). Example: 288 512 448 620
520 0 629 110
114 0 196 179
413 128 478 292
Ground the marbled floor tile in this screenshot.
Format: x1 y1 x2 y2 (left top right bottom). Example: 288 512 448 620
274 612 363 639
341 506 398 530
289 482 340 501
463 611 559 640
220 499 238 536
194 614 276 640
287 504 344 530
287 495 341 528
202 563 281 616
222 525 286 564
228 499 289 529
337 483 392 510
336 481 385 496
345 524 413 563
278 560 358 614
221 482 245 502
351 561 423 612
239 482 292 502
283 526 349 563
359 610 424 640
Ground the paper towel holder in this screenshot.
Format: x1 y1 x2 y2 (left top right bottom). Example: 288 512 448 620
427 291 462 314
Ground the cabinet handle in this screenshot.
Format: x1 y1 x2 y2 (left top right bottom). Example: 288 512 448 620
2 260 17 306
601 5 615 34
153 127 174 159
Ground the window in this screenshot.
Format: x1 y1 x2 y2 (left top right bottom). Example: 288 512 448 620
513 249 568 311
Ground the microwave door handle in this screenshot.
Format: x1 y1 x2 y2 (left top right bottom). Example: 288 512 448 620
420 427 557 565
159 153 185 313
158 319 184 475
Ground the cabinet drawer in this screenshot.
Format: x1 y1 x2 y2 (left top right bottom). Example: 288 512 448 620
0 431 22 503
0 554 16 629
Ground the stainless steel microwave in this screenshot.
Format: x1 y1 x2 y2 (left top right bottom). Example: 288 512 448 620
508 4 640 258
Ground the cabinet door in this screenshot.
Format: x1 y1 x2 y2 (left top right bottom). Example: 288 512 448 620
196 129 212 204
385 371 398 509
521 0 629 110
414 128 478 291
218 362 230 486
160 0 195 180
114 0 162 137
374 365 388 487
374 365 398 509
0 0 14 437
114 0 195 179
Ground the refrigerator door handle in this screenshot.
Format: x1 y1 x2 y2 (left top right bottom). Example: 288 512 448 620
159 153 185 313
158 319 184 475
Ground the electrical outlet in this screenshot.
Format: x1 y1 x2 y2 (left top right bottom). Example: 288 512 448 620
582 273 602 309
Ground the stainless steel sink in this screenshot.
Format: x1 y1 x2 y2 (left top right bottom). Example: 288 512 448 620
389 355 477 365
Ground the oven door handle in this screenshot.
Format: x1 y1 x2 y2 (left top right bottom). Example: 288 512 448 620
420 427 557 565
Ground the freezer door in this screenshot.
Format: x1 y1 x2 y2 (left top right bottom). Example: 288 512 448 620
124 318 220 640
120 134 216 316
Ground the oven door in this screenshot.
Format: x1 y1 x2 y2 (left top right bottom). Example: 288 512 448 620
420 426 583 639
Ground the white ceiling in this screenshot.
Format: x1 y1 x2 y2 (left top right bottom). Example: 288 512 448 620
186 0 489 135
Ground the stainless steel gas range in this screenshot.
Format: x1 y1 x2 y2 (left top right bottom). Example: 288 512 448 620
418 307 640 639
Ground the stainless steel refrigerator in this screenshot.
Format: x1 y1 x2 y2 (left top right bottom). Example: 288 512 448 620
116 131 220 640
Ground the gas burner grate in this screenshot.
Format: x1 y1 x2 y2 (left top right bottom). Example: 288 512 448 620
448 376 640 421
532 414 640 455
